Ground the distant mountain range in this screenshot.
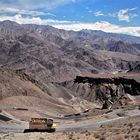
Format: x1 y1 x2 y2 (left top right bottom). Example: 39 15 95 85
0 20 140 82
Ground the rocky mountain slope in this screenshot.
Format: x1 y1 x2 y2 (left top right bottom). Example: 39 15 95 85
0 67 139 117
0 68 95 116
61 75 140 109
0 20 140 83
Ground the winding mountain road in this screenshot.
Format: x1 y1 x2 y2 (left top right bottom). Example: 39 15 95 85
0 109 140 133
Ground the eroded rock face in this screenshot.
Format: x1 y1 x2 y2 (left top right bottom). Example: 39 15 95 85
61 76 140 109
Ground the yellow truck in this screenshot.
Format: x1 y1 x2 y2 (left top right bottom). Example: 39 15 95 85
24 118 56 133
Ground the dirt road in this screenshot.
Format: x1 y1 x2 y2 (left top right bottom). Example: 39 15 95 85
0 109 140 133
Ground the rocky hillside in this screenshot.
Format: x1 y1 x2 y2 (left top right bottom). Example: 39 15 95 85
0 20 140 82
129 64 140 72
0 68 96 116
61 76 140 109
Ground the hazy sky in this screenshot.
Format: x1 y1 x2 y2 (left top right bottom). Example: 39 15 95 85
0 0 140 36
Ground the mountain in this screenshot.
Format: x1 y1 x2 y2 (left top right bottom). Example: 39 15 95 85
0 20 140 119
0 20 140 83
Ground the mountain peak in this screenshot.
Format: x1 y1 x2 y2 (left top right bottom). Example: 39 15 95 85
0 20 21 29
